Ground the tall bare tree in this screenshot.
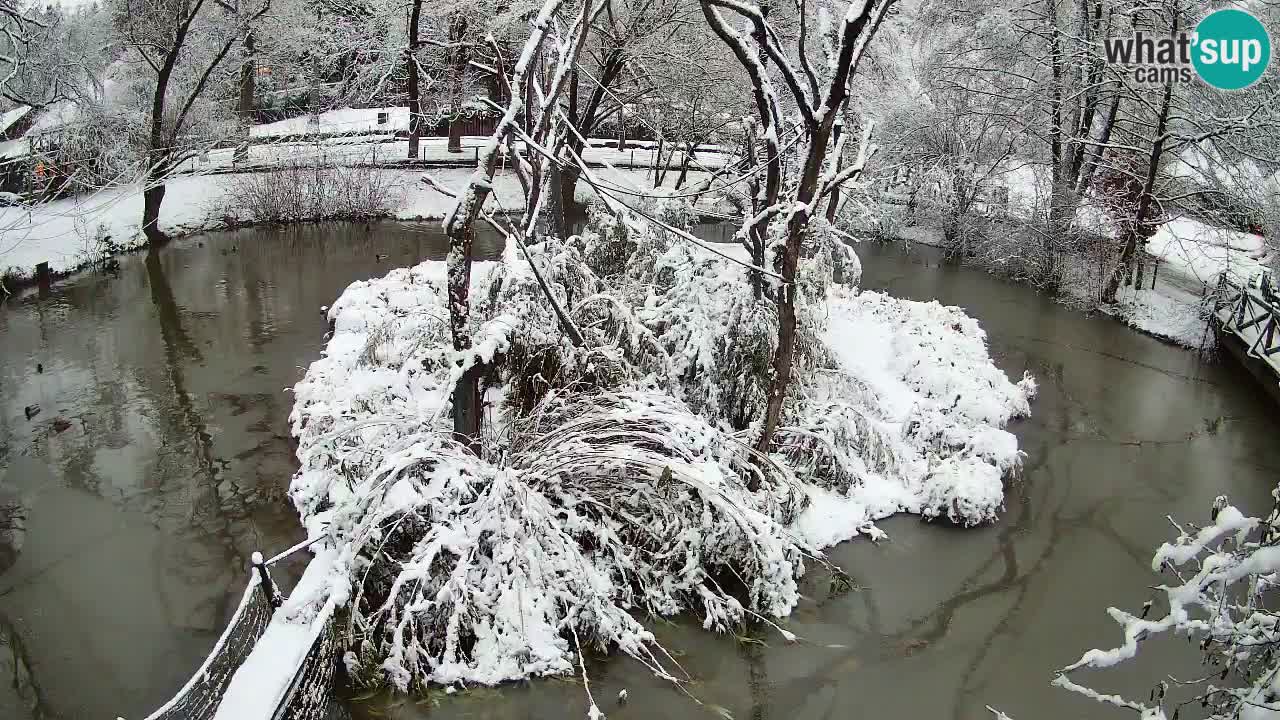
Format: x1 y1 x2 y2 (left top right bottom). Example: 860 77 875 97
437 0 601 450
114 0 271 246
699 0 893 470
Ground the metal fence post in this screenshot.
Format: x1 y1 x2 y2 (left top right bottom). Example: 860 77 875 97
252 551 283 609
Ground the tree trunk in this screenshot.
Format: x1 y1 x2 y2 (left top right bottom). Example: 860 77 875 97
143 182 168 247
447 200 485 450
1044 180 1073 287
753 109 842 469
1104 81 1173 303
406 0 423 159
235 32 255 164
559 161 580 223
145 71 172 248
826 118 844 222
1077 91 1120 192
545 159 568 239
652 136 665 187
446 16 469 154
675 141 693 189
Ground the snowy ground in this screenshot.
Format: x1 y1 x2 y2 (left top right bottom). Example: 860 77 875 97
1107 218 1272 347
0 161 714 284
888 215 1273 347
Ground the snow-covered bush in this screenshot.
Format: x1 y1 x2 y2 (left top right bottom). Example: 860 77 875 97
291 258 824 691
815 289 1036 523
331 388 815 692
219 160 405 225
291 208 1037 698
572 203 637 280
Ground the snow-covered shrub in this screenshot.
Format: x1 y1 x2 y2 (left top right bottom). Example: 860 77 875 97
571 203 637 280
302 385 819 691
219 161 405 225
808 289 1036 523
612 218 837 431
775 374 907 495
477 238 678 416
799 217 862 295
291 203 1038 699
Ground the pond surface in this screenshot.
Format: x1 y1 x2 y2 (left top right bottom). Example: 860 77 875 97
0 225 1276 720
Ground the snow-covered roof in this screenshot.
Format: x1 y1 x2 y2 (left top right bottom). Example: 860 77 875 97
0 138 30 161
0 106 32 135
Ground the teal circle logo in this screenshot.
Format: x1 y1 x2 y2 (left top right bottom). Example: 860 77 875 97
1193 9 1271 90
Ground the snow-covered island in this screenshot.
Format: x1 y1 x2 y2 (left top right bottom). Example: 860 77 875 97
286 197 1036 697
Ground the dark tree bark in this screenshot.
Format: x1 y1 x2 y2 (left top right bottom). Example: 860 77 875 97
825 117 844 222
1077 91 1120 192
675 141 693 190
446 15 469 154
1103 79 1173 303
406 0 423 159
134 0 270 249
235 31 255 164
558 51 625 213
442 0 591 450
700 0 891 476
142 182 167 246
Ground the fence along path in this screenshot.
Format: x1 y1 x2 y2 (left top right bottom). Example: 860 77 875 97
1213 271 1280 378
122 537 342 720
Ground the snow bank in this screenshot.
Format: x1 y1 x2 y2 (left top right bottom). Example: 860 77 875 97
1098 218 1272 348
1147 217 1270 285
796 288 1036 542
0 164 701 283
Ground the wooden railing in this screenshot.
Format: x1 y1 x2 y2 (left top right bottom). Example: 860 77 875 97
1212 271 1280 363
128 536 340 720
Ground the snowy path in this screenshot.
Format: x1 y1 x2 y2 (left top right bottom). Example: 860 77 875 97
170 135 731 176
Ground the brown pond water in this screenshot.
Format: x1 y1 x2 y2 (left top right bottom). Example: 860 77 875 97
1 226 1277 720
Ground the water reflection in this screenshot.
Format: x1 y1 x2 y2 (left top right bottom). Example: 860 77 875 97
0 222 501 719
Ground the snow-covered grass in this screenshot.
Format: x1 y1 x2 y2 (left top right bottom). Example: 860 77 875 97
286 200 1036 697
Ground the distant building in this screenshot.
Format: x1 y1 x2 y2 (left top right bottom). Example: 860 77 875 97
0 102 81 197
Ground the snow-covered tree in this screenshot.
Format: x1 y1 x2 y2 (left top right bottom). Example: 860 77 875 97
112 0 272 244
1 1 107 106
697 0 893 468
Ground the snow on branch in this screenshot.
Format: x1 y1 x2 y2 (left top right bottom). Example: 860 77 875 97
1049 494 1280 720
